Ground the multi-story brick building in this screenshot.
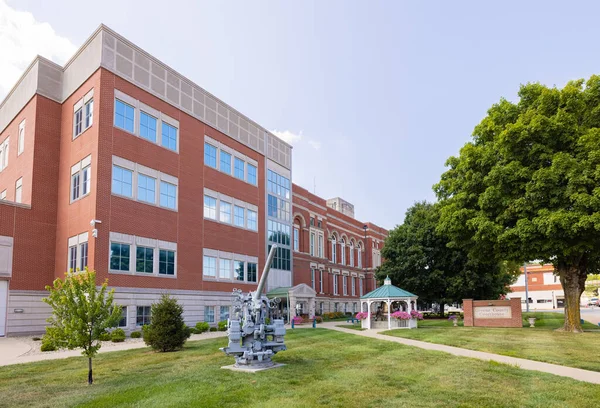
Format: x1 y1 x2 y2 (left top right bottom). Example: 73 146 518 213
0 25 386 336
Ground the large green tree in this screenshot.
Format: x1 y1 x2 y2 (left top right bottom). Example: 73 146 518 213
377 202 518 314
435 76 600 332
43 270 121 384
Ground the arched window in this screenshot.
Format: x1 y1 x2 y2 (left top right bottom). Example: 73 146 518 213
349 241 354 266
340 239 346 265
357 243 362 268
293 223 300 252
331 235 337 263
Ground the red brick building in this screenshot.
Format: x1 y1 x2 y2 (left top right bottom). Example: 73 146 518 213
0 25 386 336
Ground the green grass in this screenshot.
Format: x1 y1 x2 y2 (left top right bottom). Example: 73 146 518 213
1 329 600 407
336 324 366 331
382 312 600 372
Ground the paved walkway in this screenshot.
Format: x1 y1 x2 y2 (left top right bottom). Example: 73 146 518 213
0 331 227 367
317 322 600 385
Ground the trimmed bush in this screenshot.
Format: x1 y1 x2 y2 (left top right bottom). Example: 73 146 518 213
195 322 210 333
32 337 41 341
98 332 111 341
217 321 227 331
143 294 191 352
130 331 141 339
189 327 199 334
111 328 126 342
209 327 217 332
40 336 56 352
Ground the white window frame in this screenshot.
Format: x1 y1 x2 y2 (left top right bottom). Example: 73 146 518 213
333 274 339 295
293 226 299 251
108 232 177 278
340 239 346 266
319 269 323 293
203 248 258 284
118 306 128 328
331 236 337 263
203 187 258 233
15 177 22 203
204 135 258 187
359 278 364 296
0 190 5 200
0 137 9 172
204 306 215 323
349 242 354 267
17 120 25 156
358 245 362 268
67 232 89 272
73 89 94 139
351 277 356 296
70 155 92 203
310 232 315 256
311 268 315 290
318 233 323 258
343 276 348 296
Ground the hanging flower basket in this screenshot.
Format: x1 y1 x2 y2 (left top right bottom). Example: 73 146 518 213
391 311 411 320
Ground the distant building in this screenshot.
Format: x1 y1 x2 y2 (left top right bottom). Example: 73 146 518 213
326 197 355 219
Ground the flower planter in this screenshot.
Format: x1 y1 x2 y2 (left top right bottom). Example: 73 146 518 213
528 317 536 328
453 320 458 327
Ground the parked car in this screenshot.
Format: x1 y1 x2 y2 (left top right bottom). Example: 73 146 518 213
587 298 599 306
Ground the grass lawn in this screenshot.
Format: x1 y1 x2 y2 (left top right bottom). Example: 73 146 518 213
1 329 600 407
336 324 366 331
382 312 600 372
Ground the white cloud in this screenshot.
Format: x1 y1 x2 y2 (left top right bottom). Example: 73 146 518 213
0 0 77 99
271 129 303 145
308 140 321 150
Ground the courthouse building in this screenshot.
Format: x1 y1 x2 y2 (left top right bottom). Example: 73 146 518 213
0 25 386 336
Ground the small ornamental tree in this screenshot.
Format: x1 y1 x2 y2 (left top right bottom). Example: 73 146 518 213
43 269 121 384
143 294 190 352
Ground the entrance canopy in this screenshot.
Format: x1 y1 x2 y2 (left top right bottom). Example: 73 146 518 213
360 276 418 330
267 284 317 323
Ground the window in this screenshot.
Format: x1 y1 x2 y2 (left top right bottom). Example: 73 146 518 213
219 259 231 279
349 243 354 267
247 164 257 185
247 210 257 231
204 306 215 323
204 143 217 168
234 206 244 227
320 270 323 293
204 195 217 219
82 166 91 196
310 233 315 256
358 246 362 268
110 243 130 271
203 256 216 277
136 306 151 326
310 218 315 226
112 165 133 197
351 277 356 296
115 100 134 133
247 262 257 282
267 170 290 199
334 302 339 312
139 111 157 142
359 279 363 296
331 237 337 263
136 246 153 273
268 220 291 246
118 306 128 328
220 151 231 174
71 172 80 201
220 306 230 322
343 276 348 295
72 161 91 202
220 201 232 223
293 227 299 251
234 260 244 281
18 121 24 155
0 137 8 171
68 245 77 271
318 220 322 228
79 242 88 271
319 302 324 315
0 190 5 200
159 249 175 275
234 157 244 180
137 174 156 204
160 181 177 209
340 239 346 265
85 99 94 129
74 107 83 137
318 234 323 258
161 122 178 151
333 275 339 295
311 268 315 290
15 178 22 203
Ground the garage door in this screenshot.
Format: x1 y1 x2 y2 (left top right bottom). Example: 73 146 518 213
0 280 7 336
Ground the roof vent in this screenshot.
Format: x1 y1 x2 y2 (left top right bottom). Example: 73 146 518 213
384 276 391 286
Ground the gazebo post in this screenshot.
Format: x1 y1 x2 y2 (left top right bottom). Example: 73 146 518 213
387 299 391 330
367 301 372 329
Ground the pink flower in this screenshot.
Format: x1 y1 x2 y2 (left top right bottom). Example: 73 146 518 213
410 310 424 320
355 312 369 320
391 311 411 320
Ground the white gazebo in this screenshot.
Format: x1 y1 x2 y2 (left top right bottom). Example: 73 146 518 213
360 276 419 330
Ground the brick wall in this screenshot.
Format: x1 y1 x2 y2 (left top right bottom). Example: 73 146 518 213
463 298 522 328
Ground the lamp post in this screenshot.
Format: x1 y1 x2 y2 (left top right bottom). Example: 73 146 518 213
524 263 529 313
363 225 368 291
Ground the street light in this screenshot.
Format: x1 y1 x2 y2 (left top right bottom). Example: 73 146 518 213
363 225 368 291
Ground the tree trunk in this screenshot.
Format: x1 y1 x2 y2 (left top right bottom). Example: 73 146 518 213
557 261 587 333
88 357 93 385
439 301 445 318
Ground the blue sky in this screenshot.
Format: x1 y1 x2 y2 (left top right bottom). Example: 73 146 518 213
2 0 600 229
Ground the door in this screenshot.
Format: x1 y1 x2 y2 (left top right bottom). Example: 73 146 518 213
0 280 7 336
556 298 565 308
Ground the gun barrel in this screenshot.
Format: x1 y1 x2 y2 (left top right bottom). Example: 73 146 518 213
253 244 278 304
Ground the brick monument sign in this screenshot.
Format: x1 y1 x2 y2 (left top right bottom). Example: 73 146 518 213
463 298 522 328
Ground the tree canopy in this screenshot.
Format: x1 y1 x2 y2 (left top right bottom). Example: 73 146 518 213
377 201 519 313
435 76 600 332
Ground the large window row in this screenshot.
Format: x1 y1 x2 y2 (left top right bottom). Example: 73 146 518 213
268 194 290 221
202 249 258 283
268 220 291 246
267 244 291 271
109 232 177 277
204 136 258 186
203 189 258 232
112 156 178 211
113 90 179 153
267 169 290 199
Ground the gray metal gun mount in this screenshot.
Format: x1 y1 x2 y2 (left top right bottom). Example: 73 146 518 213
220 245 287 370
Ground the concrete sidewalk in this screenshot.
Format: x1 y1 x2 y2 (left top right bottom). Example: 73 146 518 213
0 331 227 367
315 321 600 385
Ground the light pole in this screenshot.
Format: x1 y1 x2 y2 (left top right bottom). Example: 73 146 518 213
363 225 368 291
524 263 529 313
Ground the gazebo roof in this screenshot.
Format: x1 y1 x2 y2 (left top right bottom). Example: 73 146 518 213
361 276 417 299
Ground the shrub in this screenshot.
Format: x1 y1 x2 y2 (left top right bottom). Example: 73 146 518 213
195 322 210 333
209 327 217 332
189 327 199 334
32 337 41 341
40 336 56 352
314 316 323 323
143 294 191 352
130 331 141 339
111 328 126 342
98 332 111 341
217 321 227 331
292 316 304 324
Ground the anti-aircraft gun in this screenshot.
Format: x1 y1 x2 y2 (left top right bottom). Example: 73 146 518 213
220 245 286 370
